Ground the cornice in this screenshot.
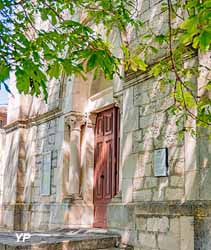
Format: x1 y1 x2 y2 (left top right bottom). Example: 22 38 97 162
4 107 63 133
113 51 197 96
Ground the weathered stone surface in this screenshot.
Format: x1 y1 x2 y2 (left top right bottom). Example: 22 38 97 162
133 177 144 191
108 204 135 230
133 138 153 153
180 217 194 250
147 216 169 233
152 190 164 201
122 179 133 203
194 216 211 250
139 115 153 129
185 171 200 200
165 188 184 201
122 132 133 157
132 130 143 143
136 153 153 177
144 177 157 189
168 146 185 161
169 158 184 176
134 92 150 106
122 154 138 179
158 232 180 250
170 176 184 188
133 190 152 201
135 216 146 231
138 232 156 248
200 168 211 200
140 102 156 116
169 217 180 235
184 132 197 171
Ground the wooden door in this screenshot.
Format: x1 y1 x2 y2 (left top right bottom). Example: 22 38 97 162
93 107 120 228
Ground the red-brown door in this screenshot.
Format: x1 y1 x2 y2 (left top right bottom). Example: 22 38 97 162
93 107 120 228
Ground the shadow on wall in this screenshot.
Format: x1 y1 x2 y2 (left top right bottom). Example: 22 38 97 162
110 77 201 249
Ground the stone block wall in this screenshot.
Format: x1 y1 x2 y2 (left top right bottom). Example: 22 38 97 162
108 202 199 250
1 111 94 231
109 1 211 244
109 67 207 249
120 76 185 205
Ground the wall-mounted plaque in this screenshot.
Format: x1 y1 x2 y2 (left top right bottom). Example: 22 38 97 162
40 151 52 195
153 148 168 177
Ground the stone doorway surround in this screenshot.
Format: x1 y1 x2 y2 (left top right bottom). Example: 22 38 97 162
62 82 123 229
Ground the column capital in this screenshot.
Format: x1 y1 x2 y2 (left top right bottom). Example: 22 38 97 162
65 112 86 131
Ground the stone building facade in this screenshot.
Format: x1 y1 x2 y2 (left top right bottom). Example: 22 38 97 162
0 1 211 250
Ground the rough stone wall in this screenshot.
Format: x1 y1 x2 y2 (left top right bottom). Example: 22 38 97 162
2 117 94 231
7 115 94 230
194 217 211 250
108 73 188 249
108 1 211 250
1 66 114 231
121 77 184 205
1 71 95 231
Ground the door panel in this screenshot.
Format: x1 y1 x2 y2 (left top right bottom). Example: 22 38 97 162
104 140 112 199
93 107 120 228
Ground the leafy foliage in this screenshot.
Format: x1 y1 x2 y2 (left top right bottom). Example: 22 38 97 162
1 0 211 135
0 0 145 101
149 0 211 135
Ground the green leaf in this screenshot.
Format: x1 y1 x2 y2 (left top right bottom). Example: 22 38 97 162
47 61 62 79
0 62 10 82
155 34 166 45
203 0 211 8
183 91 196 108
180 33 194 45
86 53 98 72
180 17 198 33
132 56 147 71
199 29 211 51
192 36 199 49
15 68 30 94
41 80 48 102
40 9 48 21
150 64 162 77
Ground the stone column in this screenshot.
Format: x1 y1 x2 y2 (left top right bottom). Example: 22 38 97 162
83 113 97 203
64 113 85 196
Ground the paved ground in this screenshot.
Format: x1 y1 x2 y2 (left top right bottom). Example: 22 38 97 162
0 228 120 249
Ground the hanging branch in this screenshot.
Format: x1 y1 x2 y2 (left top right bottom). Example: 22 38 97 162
167 0 211 126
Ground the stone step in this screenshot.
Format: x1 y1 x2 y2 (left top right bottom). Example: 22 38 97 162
0 229 121 250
